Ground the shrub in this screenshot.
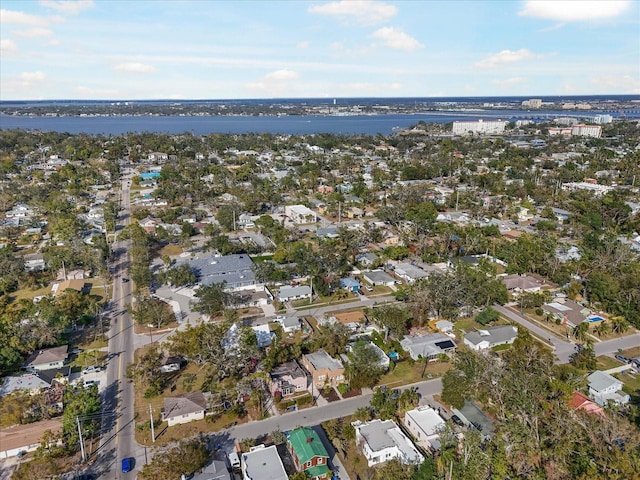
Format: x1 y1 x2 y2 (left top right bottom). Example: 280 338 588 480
337 383 350 395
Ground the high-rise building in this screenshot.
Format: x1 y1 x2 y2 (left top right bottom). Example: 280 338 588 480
452 119 506 136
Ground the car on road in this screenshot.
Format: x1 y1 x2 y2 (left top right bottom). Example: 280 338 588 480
122 277 129 283
121 457 134 473
78 473 96 480
615 354 630 364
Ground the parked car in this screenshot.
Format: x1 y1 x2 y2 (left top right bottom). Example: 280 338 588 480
615 354 630 364
82 366 102 375
121 457 134 473
365 285 373 292
451 414 464 426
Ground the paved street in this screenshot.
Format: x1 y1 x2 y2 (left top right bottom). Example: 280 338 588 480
493 304 639 364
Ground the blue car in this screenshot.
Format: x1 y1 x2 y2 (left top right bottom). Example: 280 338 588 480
121 457 134 473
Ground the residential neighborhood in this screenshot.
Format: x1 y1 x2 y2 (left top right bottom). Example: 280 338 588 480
1 110 640 480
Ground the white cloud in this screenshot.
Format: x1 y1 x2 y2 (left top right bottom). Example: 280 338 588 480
296 41 309 49
264 69 299 81
590 74 640 94
371 27 423 51
15 27 53 37
40 0 94 15
113 62 157 74
0 9 50 26
474 49 545 68
0 38 17 54
309 0 397 26
538 23 565 33
492 77 526 88
519 1 630 21
20 71 47 82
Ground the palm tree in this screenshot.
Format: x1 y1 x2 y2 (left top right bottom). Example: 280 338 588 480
594 321 610 338
573 322 589 342
610 316 630 334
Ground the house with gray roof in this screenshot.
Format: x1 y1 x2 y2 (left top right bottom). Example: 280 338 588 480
242 444 288 480
363 270 396 287
179 254 256 291
162 391 208 427
452 400 494 440
394 263 428 284
24 346 68 372
400 333 456 360
278 285 312 302
587 371 629 406
353 419 423 467
463 325 518 351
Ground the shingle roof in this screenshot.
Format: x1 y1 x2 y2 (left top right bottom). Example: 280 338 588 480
288 427 328 464
24 345 68 368
163 391 207 419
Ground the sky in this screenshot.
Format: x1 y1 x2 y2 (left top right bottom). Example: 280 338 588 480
0 0 639 100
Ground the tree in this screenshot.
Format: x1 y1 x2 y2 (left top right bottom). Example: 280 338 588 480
573 321 589 342
61 381 101 453
158 263 196 287
313 323 350 357
346 342 387 389
140 436 209 480
131 297 175 329
192 282 237 317
373 458 414 480
368 304 412 339
569 344 597 370
475 307 499 326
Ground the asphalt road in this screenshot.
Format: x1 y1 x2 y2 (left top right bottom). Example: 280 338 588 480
493 304 640 364
92 177 146 479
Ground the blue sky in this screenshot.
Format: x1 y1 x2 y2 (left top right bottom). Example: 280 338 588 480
1 0 638 100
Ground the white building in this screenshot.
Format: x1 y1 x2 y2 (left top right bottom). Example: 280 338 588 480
278 285 312 302
571 124 602 138
587 371 630 406
452 120 506 136
561 182 613 197
463 325 518 351
353 419 424 467
404 406 446 451
594 114 613 124
242 444 288 480
521 99 542 109
285 205 317 224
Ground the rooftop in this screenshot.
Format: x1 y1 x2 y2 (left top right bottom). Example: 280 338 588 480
405 406 446 437
163 391 207 419
24 345 68 368
355 419 423 464
288 427 329 463
303 350 344 372
0 419 63 453
179 254 256 288
242 444 288 480
464 325 518 347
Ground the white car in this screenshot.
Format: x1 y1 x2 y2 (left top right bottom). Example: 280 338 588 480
82 366 102 375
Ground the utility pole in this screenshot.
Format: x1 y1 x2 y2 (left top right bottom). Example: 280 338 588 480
149 404 156 442
76 416 86 462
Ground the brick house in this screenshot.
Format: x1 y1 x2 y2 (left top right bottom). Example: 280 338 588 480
287 427 331 480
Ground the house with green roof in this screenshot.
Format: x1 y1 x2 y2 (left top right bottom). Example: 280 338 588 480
287 427 331 480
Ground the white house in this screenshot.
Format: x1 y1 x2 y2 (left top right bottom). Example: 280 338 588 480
278 285 312 302
275 316 302 333
362 270 396 288
404 406 446 451
400 333 456 360
284 205 317 224
353 419 424 467
463 325 518 351
24 346 68 372
162 392 207 427
242 444 288 480
587 371 630 406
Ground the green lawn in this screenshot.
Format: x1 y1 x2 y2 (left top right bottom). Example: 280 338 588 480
379 360 451 388
614 372 640 396
595 355 622 371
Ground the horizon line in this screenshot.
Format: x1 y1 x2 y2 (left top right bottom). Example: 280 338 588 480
1 94 638 103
